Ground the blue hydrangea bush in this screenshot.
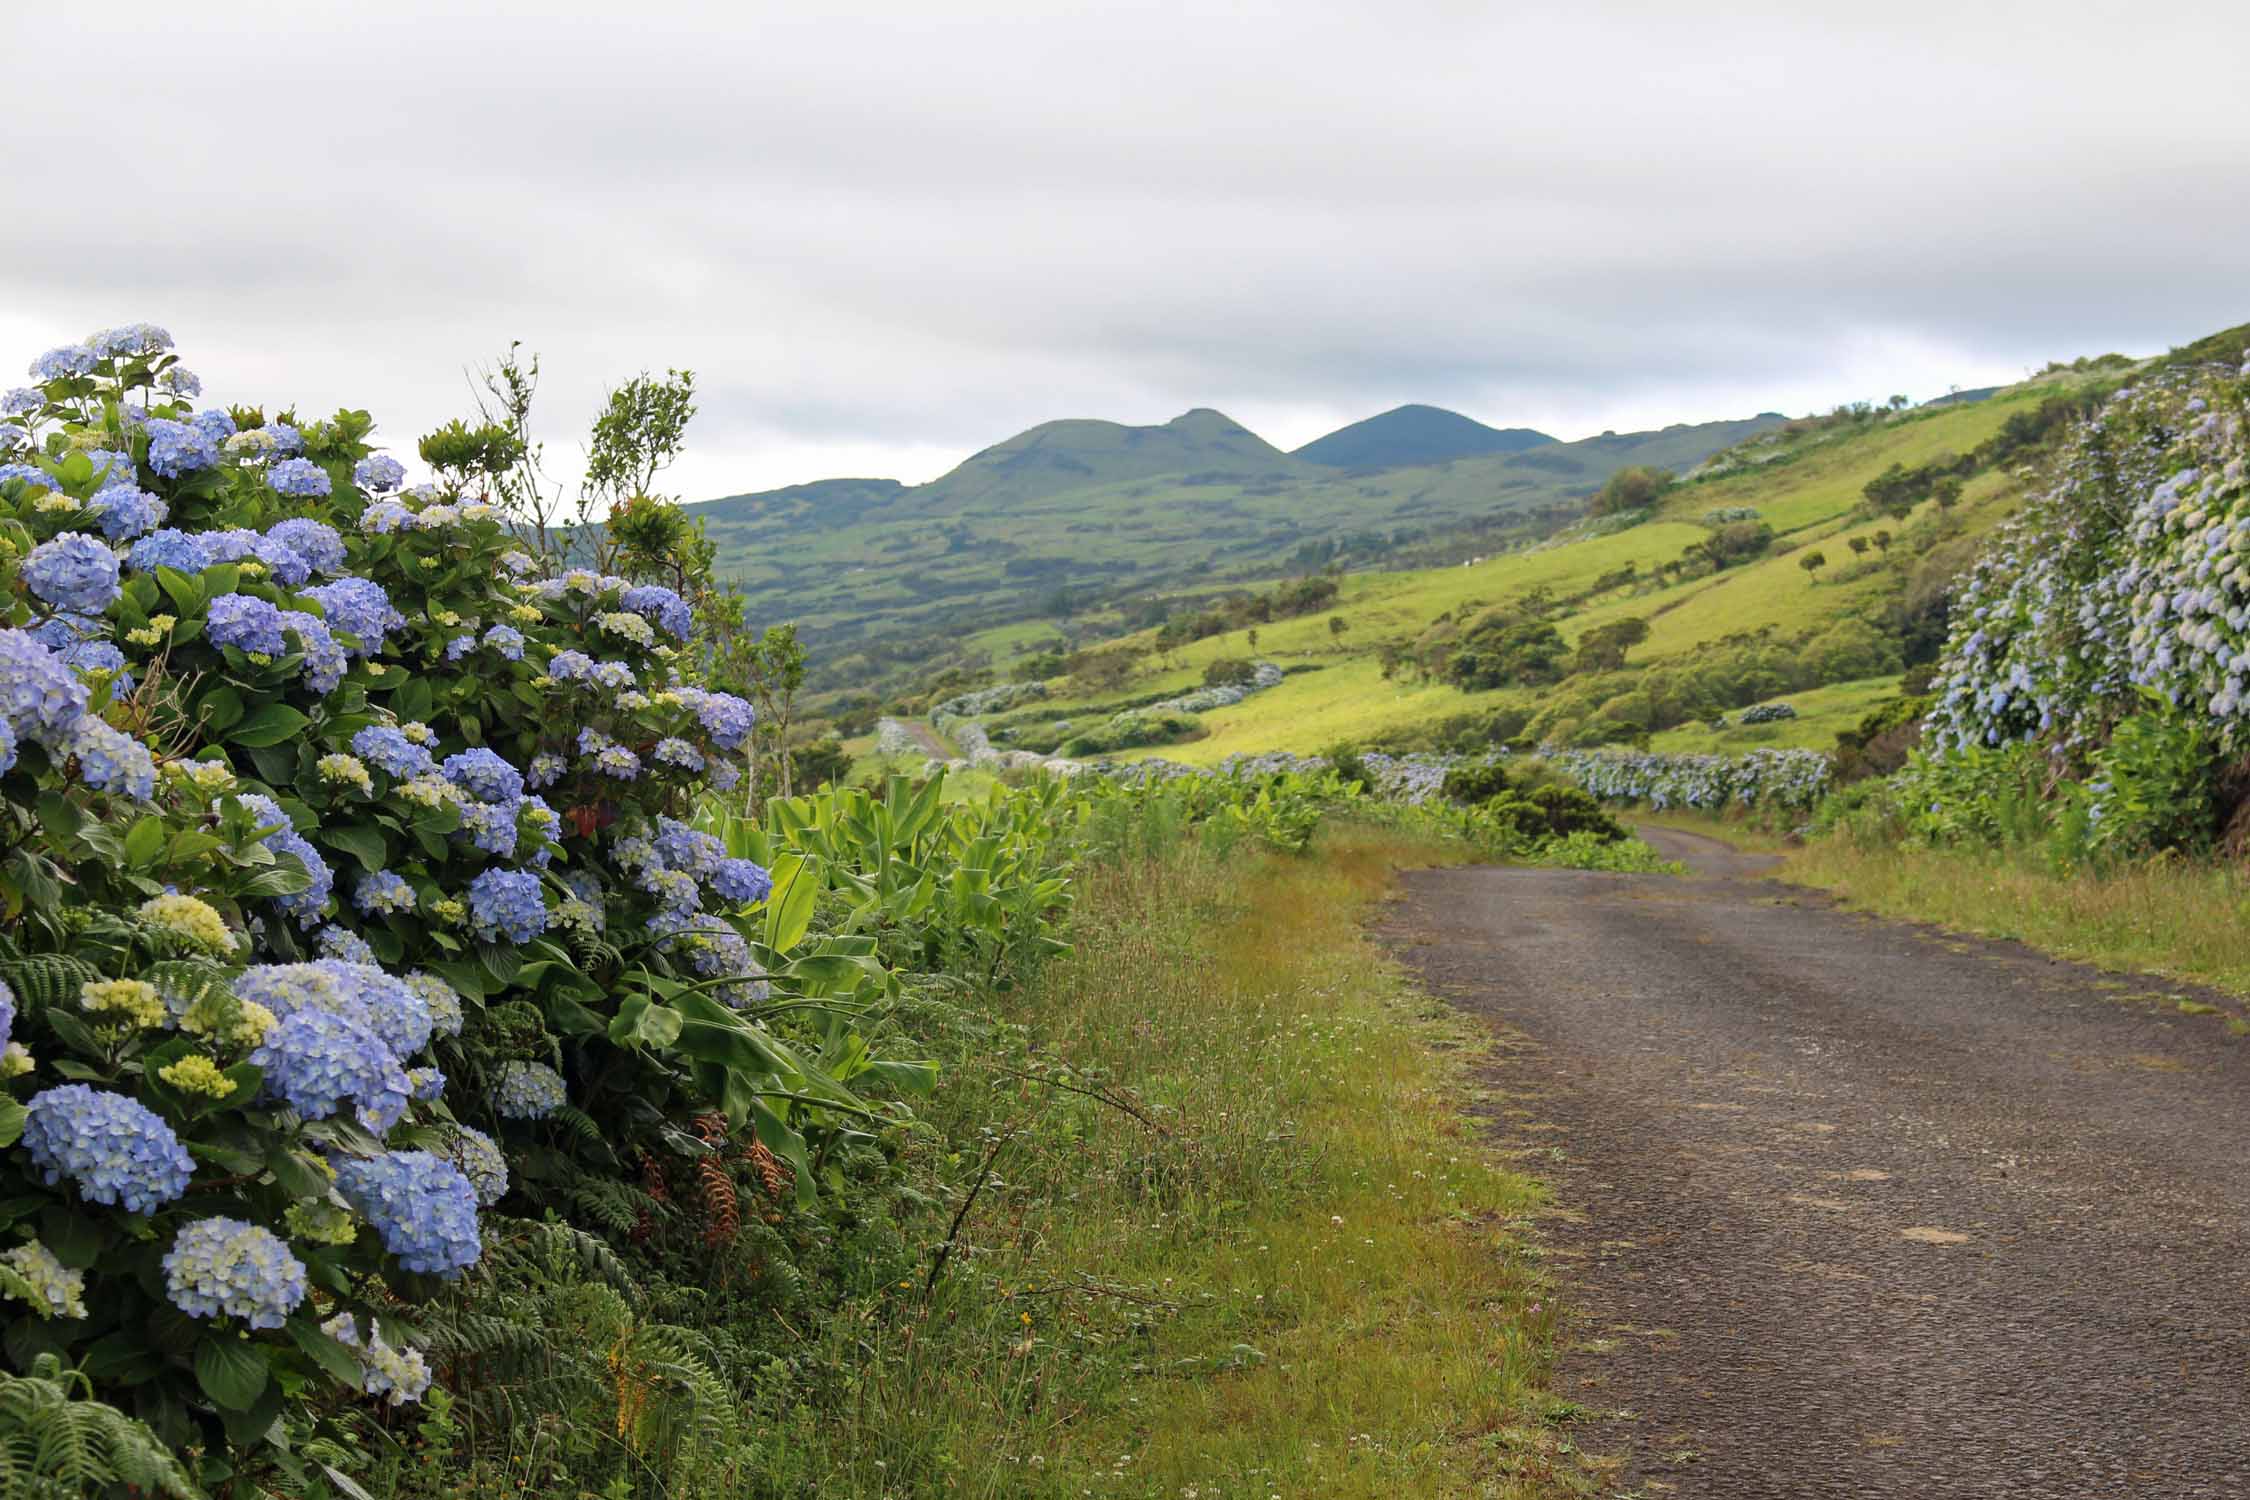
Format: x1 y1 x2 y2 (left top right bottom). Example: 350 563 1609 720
1910 351 2250 841
0 325 900 1470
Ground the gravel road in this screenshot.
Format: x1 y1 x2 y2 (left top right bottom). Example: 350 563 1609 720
1379 826 2250 1498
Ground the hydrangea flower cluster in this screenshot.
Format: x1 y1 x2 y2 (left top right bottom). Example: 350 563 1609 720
322 1312 434 1404
492 1059 567 1119
1925 363 2250 790
332 1151 482 1276
1 1240 88 1318
1547 747 1833 811
22 1084 196 1212
162 1216 308 1329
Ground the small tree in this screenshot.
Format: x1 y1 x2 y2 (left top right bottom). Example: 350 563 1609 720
1800 550 1828 581
1246 627 1259 650
1589 465 1675 517
1848 535 1870 557
1933 477 1963 510
1873 530 1893 553
744 623 809 801
1328 614 1349 638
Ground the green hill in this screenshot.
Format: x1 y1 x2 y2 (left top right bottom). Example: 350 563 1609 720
694 405 1785 691
912 363 2158 766
1292 404 1555 468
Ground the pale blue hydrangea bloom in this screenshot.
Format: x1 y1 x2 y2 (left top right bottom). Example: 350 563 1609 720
491 1059 566 1119
144 418 218 477
360 499 412 534
620 584 694 640
652 737 703 772
262 421 304 456
60 639 134 694
85 323 173 357
23 534 121 615
407 1066 446 1101
443 1125 509 1206
163 1217 307 1329
356 869 418 917
0 629 89 741
0 979 13 1047
189 408 236 445
403 972 464 1037
353 454 406 492
29 346 96 381
547 650 596 683
251 1008 412 1132
481 624 525 660
322 1312 434 1404
288 613 348 694
443 634 474 662
466 868 546 943
456 799 519 858
304 577 402 654
1 1240 86 1318
526 751 567 789
1 387 41 416
23 1085 196 1212
265 517 347 575
63 714 156 799
238 792 334 922
207 594 288 654
86 484 165 541
593 745 640 780
267 457 331 498
314 925 378 964
126 528 214 575
442 748 523 805
679 687 756 750
653 817 724 878
333 1151 482 1277
351 725 435 779
711 858 773 905
0 463 53 492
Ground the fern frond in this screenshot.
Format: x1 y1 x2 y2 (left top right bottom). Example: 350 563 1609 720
0 1354 202 1498
0 954 103 1016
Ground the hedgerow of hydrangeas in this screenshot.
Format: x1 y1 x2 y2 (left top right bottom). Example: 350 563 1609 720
1924 359 2249 760
0 323 812 1467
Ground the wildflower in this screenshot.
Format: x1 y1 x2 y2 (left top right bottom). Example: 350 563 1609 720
22 534 121 615
333 1152 482 1277
23 1084 196 1212
157 1054 237 1099
82 978 167 1029
492 1059 566 1119
318 753 374 796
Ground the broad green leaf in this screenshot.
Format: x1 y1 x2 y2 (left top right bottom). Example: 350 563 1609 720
233 703 310 748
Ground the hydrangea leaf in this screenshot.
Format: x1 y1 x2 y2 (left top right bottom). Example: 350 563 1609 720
233 703 310 748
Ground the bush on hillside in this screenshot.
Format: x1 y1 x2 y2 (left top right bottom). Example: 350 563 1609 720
1589 465 1675 516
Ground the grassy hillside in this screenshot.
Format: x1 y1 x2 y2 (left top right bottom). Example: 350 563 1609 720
692 404 1784 692
939 377 2083 766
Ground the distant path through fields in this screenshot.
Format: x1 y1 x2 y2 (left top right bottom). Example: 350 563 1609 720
1380 831 2250 1497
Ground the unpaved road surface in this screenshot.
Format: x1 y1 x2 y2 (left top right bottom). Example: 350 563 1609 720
1381 827 2250 1498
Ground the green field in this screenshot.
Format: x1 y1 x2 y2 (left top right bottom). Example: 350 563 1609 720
987 389 2043 763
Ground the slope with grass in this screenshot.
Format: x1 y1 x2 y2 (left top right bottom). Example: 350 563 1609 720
962 379 2064 766
694 404 1784 691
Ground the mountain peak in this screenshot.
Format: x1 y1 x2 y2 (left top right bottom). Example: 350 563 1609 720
1294 404 1555 469
916 408 1297 510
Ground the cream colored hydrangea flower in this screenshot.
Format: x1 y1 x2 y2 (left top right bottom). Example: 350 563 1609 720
138 892 237 954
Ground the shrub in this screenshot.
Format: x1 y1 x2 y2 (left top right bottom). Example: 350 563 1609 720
0 325 880 1476
1589 465 1674 516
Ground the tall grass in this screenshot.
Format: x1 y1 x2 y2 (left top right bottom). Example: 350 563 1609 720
812 822 1581 1496
1785 838 2250 1004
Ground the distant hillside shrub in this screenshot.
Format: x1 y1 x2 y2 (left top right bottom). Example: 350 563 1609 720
1063 708 1206 756
1588 465 1675 516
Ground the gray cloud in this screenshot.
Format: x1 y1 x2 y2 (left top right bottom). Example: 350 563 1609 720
6 0 2246 498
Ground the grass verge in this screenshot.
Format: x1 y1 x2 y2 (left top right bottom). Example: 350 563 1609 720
828 822 1579 1497
1781 837 2250 1006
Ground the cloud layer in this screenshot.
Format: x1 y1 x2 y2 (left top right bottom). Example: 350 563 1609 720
8 1 2247 499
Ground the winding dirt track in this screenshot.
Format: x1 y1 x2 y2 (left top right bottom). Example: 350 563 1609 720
1380 828 2250 1498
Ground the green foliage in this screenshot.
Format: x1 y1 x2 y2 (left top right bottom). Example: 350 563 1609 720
1589 464 1674 516
0 1356 200 1500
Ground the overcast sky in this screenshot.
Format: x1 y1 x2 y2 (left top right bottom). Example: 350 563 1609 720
7 1 2248 502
